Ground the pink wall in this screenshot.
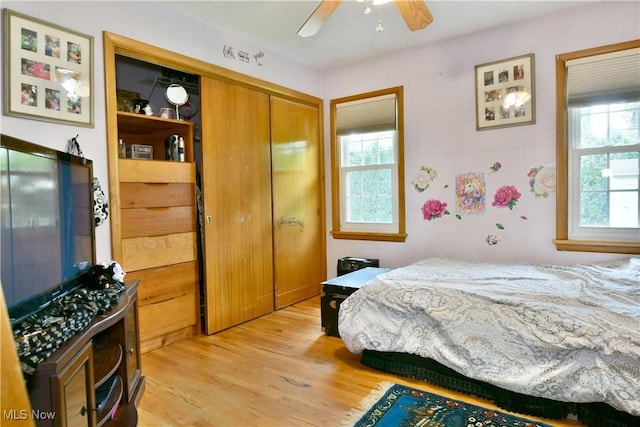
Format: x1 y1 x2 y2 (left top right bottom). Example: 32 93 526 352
1 1 324 263
323 1 640 272
1 1 637 273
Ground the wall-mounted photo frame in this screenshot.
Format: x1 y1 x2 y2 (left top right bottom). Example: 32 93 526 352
475 53 535 131
3 9 94 127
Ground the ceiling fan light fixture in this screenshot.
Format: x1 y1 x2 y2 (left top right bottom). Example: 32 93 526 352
376 5 384 33
298 0 433 38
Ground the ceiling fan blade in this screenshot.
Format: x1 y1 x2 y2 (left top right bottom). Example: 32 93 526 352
298 0 342 38
393 0 433 31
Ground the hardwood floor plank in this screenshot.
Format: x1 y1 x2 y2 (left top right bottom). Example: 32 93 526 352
138 297 583 426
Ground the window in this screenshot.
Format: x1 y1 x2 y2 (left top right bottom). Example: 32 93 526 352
330 87 406 242
340 130 396 231
569 103 639 240
556 40 640 254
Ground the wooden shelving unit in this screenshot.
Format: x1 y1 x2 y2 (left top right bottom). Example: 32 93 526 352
116 112 194 162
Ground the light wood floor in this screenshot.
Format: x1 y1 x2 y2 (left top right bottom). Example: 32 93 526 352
137 296 583 426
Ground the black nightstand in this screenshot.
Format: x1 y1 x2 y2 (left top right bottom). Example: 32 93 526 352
321 267 390 337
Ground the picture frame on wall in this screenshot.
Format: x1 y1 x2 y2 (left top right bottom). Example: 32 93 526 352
3 9 94 127
475 53 535 131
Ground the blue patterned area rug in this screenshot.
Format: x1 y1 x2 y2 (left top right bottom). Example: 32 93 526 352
345 382 555 427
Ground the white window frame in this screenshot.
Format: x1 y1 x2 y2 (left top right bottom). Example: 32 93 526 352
567 106 640 242
338 130 399 233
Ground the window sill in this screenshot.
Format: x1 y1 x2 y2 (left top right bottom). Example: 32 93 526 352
553 239 640 255
331 230 407 242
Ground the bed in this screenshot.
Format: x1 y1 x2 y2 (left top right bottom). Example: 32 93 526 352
338 257 640 426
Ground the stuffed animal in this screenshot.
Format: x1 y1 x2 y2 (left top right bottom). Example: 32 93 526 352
87 260 126 291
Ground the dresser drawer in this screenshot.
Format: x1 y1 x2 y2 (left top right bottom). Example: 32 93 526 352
127 261 199 306
120 182 195 208
122 232 197 272
138 292 197 342
120 205 196 238
119 158 195 183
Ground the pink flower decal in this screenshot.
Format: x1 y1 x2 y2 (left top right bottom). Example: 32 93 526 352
421 199 449 221
492 185 521 210
489 162 502 173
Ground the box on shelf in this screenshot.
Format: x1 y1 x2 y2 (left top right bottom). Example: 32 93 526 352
126 144 153 160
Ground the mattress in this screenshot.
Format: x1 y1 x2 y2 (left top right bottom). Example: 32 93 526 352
338 257 640 416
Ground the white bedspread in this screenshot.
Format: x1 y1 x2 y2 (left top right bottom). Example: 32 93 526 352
338 257 640 415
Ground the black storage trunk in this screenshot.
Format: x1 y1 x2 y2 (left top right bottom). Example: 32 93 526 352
337 257 379 276
321 267 388 337
320 287 359 338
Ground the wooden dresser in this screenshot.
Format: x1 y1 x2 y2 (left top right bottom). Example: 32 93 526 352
114 113 200 353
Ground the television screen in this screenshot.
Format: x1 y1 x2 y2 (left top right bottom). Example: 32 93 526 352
1 134 95 323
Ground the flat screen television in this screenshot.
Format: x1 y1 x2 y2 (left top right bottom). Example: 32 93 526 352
1 134 95 325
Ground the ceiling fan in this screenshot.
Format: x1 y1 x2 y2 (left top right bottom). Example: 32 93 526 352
298 0 434 37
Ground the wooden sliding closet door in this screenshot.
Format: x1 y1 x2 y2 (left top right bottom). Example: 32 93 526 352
200 77 274 334
271 96 324 308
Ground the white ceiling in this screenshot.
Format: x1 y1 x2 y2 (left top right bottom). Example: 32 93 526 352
157 0 595 70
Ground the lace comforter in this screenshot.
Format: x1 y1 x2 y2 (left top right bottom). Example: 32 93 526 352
338 258 640 415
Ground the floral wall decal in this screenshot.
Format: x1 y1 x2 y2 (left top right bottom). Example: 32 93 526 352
455 172 486 216
411 166 437 192
492 185 521 210
486 234 501 245
412 161 536 242
421 199 449 221
528 164 556 198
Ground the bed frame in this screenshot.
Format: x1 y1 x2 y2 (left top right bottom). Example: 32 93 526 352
362 350 639 427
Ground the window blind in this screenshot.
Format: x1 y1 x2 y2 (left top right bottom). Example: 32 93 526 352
566 47 640 107
336 95 396 134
